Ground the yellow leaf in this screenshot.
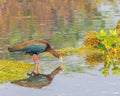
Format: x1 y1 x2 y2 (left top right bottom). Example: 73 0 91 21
100 29 106 36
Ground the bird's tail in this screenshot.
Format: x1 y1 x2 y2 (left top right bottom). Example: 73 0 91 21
8 47 14 52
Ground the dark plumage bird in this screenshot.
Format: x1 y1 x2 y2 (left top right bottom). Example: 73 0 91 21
8 39 62 74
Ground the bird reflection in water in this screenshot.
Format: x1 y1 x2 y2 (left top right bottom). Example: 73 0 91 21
11 65 63 88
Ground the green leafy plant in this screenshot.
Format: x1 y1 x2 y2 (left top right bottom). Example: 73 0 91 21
84 29 120 77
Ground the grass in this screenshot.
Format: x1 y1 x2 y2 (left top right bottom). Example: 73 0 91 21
0 60 34 83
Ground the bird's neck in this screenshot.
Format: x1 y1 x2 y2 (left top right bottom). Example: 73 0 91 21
48 48 60 58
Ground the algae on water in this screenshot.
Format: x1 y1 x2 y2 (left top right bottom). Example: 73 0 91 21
0 60 34 83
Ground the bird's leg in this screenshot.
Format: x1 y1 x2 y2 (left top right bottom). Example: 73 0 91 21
33 54 40 74
30 54 40 74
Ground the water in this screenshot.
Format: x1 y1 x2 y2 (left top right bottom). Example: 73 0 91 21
0 66 120 96
0 0 120 96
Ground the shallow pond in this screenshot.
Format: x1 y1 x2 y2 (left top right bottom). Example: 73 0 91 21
0 56 120 96
0 0 120 96
0 56 119 96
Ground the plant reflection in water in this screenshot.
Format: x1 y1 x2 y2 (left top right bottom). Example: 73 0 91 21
85 52 120 77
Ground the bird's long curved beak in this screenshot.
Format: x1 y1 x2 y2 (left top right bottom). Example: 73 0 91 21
59 56 63 64
59 56 63 69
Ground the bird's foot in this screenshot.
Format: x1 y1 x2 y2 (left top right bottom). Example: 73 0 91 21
27 71 40 76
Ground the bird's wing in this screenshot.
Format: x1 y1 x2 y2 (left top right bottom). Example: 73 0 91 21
9 40 47 52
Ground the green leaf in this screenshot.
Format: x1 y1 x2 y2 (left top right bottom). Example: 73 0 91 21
102 69 109 77
100 29 106 36
112 67 119 75
96 35 104 40
96 43 106 50
109 30 118 37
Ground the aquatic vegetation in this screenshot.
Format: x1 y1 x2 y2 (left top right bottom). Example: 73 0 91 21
85 53 103 67
0 60 34 83
83 20 120 77
83 31 101 47
96 29 120 77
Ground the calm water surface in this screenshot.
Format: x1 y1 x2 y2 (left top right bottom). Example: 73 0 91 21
0 56 120 96
0 0 120 96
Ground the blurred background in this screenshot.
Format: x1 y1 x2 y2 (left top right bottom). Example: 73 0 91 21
0 1 120 96
0 0 120 60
